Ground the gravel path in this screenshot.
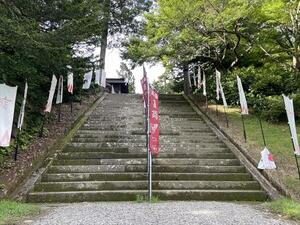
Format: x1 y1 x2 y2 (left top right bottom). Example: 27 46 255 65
24 202 297 225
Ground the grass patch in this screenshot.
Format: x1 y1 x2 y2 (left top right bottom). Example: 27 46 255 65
267 198 300 221
135 194 161 203
0 200 40 225
205 104 300 199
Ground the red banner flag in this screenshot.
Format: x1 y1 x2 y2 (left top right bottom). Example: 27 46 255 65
140 66 148 108
149 87 159 155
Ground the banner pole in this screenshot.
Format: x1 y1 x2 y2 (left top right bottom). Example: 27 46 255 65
39 114 47 137
282 96 300 179
205 96 208 112
216 103 219 119
147 82 152 202
258 116 267 147
14 130 20 161
58 104 61 122
70 94 73 114
286 120 300 179
241 114 247 142
224 106 229 127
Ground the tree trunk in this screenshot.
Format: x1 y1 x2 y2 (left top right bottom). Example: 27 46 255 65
99 0 110 70
183 62 191 95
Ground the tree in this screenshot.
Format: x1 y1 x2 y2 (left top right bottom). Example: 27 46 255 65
117 62 135 93
98 0 153 70
123 0 300 93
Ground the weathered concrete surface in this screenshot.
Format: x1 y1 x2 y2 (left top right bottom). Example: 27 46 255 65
26 202 297 225
27 94 268 203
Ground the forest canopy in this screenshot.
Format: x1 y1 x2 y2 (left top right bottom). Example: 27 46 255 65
122 0 300 120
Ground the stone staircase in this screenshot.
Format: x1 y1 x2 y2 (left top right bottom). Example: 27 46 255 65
27 94 267 203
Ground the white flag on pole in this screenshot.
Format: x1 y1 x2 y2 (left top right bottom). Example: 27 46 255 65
216 69 227 107
95 69 100 85
111 85 115 94
237 76 249 115
82 71 92 89
67 73 73 94
17 82 28 130
197 65 202 89
101 70 106 87
188 71 192 88
0 84 18 147
44 75 57 113
216 69 221 101
203 70 207 97
258 147 276 170
56 75 63 104
283 95 300 155
193 68 197 87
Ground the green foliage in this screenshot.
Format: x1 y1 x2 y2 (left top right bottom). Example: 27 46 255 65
268 198 300 221
117 62 135 93
0 0 103 160
0 200 40 224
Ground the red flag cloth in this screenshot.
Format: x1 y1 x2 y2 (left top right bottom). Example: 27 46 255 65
149 87 159 155
140 66 148 108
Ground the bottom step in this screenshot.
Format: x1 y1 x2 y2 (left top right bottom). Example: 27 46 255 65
27 190 267 203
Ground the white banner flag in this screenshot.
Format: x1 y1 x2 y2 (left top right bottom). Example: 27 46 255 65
193 68 197 87
0 84 18 147
56 75 63 104
82 71 92 89
95 69 100 85
237 76 249 115
216 69 221 100
197 65 202 89
188 71 192 88
17 82 28 130
203 70 207 97
258 147 276 170
44 75 57 113
283 95 300 155
101 70 106 87
67 73 73 94
112 85 115 94
216 69 227 107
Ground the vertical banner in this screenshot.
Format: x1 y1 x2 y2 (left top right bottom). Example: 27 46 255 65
44 75 57 113
17 82 28 130
188 71 192 88
216 69 221 101
141 66 149 108
95 69 100 85
283 95 300 155
202 70 207 96
82 71 92 89
67 73 73 94
216 69 227 107
197 65 202 89
237 76 249 115
56 75 63 104
0 84 18 147
193 68 197 87
101 70 106 88
149 87 159 155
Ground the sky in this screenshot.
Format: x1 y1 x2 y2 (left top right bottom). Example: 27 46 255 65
102 48 165 93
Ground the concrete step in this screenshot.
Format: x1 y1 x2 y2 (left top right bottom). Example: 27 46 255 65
47 165 246 174
58 152 235 159
66 142 226 149
27 189 267 203
52 158 240 166
33 180 260 192
27 94 268 203
41 172 253 182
